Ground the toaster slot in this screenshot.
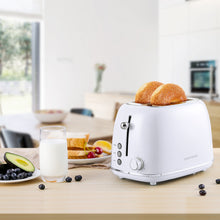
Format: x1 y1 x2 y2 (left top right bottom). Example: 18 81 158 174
126 115 132 156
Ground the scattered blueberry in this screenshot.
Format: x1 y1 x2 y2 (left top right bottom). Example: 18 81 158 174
199 190 207 196
23 173 28 178
198 184 205 189
11 173 17 180
65 176 72 182
216 179 220 184
3 175 9 180
0 174 3 180
75 175 82 182
38 184 45 190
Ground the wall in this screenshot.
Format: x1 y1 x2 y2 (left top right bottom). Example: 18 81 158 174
41 0 158 109
159 0 220 95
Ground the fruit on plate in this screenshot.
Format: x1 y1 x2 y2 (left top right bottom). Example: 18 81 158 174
0 164 12 174
93 140 112 155
0 167 33 180
87 151 96 159
95 147 103 155
4 152 35 172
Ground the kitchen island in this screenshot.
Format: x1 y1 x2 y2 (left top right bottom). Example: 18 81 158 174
0 149 220 220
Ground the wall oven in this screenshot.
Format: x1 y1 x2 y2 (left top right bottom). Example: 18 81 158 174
190 60 217 97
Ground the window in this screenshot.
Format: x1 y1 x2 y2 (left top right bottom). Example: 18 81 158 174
0 0 42 114
0 19 40 114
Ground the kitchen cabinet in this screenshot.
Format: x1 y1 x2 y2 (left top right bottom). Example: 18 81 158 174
159 3 188 36
189 0 218 32
172 34 189 92
159 36 173 83
159 34 189 92
189 30 218 61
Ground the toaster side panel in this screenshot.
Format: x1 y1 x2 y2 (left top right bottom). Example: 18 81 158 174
155 100 213 174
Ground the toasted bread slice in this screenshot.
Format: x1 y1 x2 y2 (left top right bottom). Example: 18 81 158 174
67 133 90 148
67 138 86 148
135 81 163 104
67 144 94 151
68 153 104 159
68 155 88 159
150 83 187 106
68 150 89 157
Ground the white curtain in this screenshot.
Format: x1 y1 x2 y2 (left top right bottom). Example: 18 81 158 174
0 0 43 20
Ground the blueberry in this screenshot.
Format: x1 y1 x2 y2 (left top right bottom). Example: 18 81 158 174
23 173 28 178
6 169 13 175
27 172 33 177
3 175 9 180
65 176 72 182
17 173 24 179
38 184 45 190
11 173 17 180
216 179 220 184
199 190 207 196
198 184 205 189
75 175 82 182
0 174 3 180
14 168 21 174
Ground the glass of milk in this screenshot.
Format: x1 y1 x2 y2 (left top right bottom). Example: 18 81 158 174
39 126 68 182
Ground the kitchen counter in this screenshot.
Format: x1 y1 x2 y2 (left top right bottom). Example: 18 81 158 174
1 149 220 220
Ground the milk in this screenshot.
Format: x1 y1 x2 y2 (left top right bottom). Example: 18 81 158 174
39 139 68 179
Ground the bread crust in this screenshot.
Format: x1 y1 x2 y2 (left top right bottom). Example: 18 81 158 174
135 81 163 104
150 83 187 106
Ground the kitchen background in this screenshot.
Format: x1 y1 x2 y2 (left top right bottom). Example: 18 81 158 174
42 0 220 110
0 0 219 112
42 0 158 109
159 0 220 95
0 0 220 147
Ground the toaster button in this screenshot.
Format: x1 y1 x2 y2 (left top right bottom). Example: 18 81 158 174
120 122 129 129
117 143 122 149
130 158 144 170
117 159 122 165
117 151 122 157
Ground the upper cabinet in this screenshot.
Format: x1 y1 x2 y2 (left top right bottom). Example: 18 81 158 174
159 3 189 35
159 0 186 9
160 0 220 35
189 0 219 32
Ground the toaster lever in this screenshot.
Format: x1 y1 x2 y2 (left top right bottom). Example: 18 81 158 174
120 122 130 130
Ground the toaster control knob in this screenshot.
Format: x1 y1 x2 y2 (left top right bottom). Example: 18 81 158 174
130 158 144 170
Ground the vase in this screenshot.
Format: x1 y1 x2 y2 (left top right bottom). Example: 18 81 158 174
94 71 103 93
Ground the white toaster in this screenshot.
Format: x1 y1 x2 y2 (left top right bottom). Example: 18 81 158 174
111 98 213 185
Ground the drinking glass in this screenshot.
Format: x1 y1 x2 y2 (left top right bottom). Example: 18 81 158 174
39 126 68 182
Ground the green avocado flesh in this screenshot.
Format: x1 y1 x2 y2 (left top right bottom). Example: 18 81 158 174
4 152 35 172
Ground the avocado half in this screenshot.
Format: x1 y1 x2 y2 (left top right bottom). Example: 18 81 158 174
4 152 35 172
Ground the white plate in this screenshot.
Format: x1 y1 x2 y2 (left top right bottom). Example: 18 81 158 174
0 169 40 183
68 155 111 165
